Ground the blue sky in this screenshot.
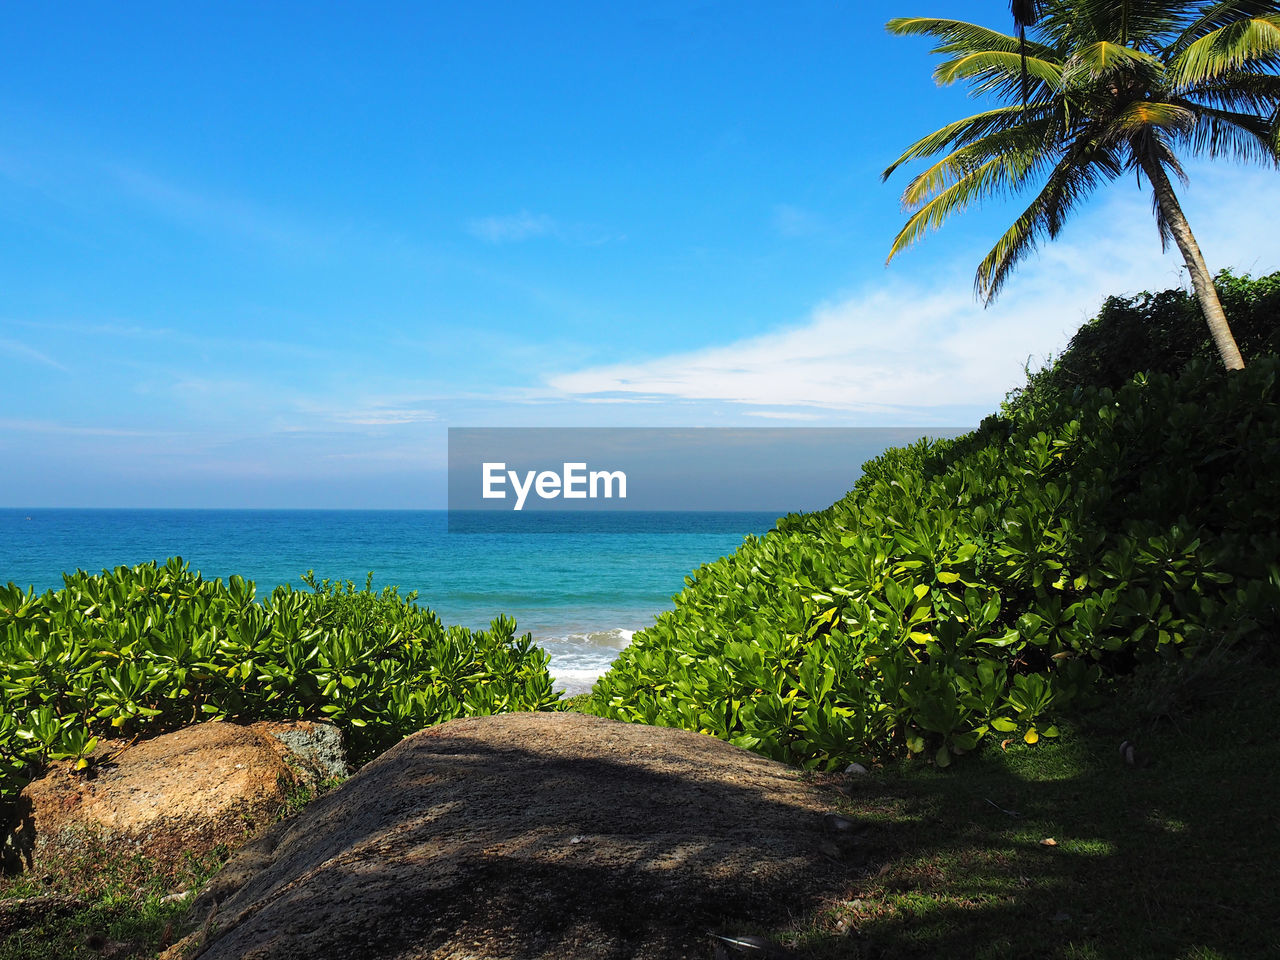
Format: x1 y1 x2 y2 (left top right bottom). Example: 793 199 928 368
3 1 1279 507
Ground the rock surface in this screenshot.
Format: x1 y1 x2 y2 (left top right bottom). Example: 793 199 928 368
179 712 858 960
7 720 347 879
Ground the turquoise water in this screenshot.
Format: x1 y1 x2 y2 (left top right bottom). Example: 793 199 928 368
0 509 779 692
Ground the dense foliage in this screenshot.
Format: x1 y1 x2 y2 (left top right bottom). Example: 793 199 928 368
0 561 559 799
591 276 1280 769
1007 270 1280 411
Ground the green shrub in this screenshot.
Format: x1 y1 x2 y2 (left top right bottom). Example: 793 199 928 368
1005 269 1280 412
0 561 560 800
590 352 1280 770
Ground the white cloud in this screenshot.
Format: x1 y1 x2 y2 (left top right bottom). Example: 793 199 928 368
548 166 1280 420
0 337 67 372
467 211 558 243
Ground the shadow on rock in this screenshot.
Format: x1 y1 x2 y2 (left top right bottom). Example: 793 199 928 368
178 712 865 960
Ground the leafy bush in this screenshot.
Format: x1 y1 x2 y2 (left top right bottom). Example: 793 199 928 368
1005 269 1280 412
0 560 559 800
591 333 1280 770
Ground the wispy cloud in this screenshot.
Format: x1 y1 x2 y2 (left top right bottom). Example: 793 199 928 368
0 338 68 372
330 406 438 426
467 210 558 244
746 409 823 420
6 317 340 366
108 166 336 257
0 418 171 437
466 210 624 246
548 167 1280 419
772 203 823 238
285 393 441 429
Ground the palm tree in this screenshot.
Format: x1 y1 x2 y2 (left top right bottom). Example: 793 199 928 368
883 1 1280 371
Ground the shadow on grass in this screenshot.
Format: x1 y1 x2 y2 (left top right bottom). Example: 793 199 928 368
798 662 1280 960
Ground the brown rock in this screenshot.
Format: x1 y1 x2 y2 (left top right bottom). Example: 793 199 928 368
249 720 349 784
182 712 854 960
7 720 347 881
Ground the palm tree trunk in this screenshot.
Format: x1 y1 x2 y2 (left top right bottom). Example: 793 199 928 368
1140 157 1245 371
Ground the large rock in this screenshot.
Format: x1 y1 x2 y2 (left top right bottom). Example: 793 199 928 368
179 712 859 960
6 720 347 879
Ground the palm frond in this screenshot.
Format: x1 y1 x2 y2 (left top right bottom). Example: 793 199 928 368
888 154 1039 262
1062 40 1165 85
881 105 1040 180
1126 128 1189 184
975 138 1124 301
1179 70 1280 111
1056 0 1193 49
1171 15 1280 85
1172 98 1280 161
1167 0 1280 58
975 204 1042 303
1043 139 1126 235
1152 186 1175 250
1105 100 1199 138
885 18 1053 57
935 50 1064 89
899 120 1058 209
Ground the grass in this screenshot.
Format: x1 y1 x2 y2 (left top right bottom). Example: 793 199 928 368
4 653 1274 959
761 648 1280 959
0 775 344 959
0 842 224 960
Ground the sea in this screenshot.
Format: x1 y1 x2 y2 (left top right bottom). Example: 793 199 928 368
0 509 781 695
